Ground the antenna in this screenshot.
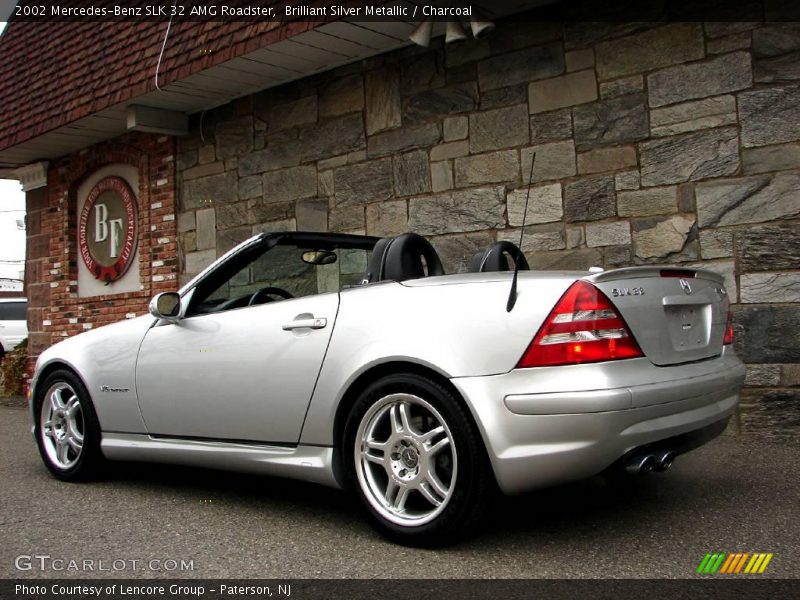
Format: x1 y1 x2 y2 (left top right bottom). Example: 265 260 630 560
506 151 536 312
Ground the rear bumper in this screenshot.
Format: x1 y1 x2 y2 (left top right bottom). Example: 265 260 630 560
451 347 745 495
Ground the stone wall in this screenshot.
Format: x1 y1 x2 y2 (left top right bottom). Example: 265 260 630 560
25 132 179 374
177 19 800 436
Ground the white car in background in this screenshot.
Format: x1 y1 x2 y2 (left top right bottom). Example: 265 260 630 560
0 297 27 357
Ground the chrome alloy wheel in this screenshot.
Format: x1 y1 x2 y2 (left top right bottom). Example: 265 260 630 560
40 382 85 470
355 393 457 526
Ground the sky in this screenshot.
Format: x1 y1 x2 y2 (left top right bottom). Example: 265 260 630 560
0 179 25 280
0 21 26 281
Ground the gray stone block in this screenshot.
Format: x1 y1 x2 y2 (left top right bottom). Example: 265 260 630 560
238 175 262 200
366 65 401 135
366 200 408 237
319 75 364 118
238 142 301 176
403 82 478 123
443 116 468 141
577 146 637 174
521 140 576 182
733 305 800 363
269 96 317 132
334 158 394 206
428 231 494 274
297 113 365 162
737 223 800 272
454 150 519 187
650 95 738 137
585 221 631 247
529 109 573 142
743 143 800 174
181 171 238 210
507 183 563 226
573 93 648 150
695 172 800 227
430 161 453 193
648 52 752 108
216 117 254 160
741 273 800 303
632 215 695 259
640 127 740 187
393 150 431 197
599 75 644 99
295 199 328 231
528 69 598 114
262 166 317 203
195 208 216 251
469 104 529 153
617 187 677 217
478 42 564 91
408 187 505 235
563 176 616 222
595 23 705 79
368 123 440 158
498 223 565 252
699 229 734 259
738 85 800 147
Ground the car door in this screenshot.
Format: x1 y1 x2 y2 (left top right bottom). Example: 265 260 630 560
134 241 340 444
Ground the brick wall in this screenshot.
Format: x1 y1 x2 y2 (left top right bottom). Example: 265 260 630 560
175 19 799 436
25 132 179 374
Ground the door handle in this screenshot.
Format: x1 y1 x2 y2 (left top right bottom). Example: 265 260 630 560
282 317 327 331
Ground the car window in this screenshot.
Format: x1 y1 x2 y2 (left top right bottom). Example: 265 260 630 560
188 243 369 316
0 302 26 321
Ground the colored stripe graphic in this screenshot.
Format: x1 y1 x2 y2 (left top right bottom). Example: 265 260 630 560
698 552 773 575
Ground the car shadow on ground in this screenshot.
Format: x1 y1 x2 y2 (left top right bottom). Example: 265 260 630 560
99 458 742 549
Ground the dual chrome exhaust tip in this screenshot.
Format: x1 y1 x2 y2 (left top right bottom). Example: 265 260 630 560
625 451 676 475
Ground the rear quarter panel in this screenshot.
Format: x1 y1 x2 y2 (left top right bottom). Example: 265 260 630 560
299 275 576 446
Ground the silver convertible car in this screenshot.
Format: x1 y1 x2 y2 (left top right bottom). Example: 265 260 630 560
30 231 745 545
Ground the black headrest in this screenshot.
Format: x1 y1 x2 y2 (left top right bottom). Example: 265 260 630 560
362 236 394 284
362 233 445 283
468 241 530 273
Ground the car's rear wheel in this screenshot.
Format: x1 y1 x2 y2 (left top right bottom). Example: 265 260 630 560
34 369 104 481
343 373 492 546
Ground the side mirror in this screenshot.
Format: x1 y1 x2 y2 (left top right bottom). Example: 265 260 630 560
149 292 181 323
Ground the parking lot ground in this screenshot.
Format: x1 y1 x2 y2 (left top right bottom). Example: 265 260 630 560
1 405 798 579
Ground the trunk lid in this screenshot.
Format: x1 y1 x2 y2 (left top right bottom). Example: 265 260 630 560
588 267 730 366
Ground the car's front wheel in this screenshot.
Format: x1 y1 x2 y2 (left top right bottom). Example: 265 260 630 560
34 369 105 481
343 373 493 546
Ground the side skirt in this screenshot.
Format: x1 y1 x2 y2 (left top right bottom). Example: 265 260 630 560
101 433 341 489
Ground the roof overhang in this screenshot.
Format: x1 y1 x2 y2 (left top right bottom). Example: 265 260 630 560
0 1 558 172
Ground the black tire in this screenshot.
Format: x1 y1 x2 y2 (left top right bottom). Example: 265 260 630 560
33 369 105 481
342 373 494 546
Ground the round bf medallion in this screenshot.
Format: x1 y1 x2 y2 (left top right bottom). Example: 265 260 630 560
78 176 138 283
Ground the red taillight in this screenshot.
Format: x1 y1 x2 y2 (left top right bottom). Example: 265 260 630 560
723 310 735 345
516 281 644 368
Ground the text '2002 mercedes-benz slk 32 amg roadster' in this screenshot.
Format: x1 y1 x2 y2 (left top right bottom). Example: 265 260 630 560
30 231 745 545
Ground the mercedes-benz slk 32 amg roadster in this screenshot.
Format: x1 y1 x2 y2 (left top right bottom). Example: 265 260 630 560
30 231 745 545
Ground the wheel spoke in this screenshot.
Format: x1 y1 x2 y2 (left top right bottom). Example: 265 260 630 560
417 481 443 507
384 479 399 505
393 487 410 511
362 449 383 466
427 469 449 497
428 436 451 456
389 403 410 434
419 425 444 445
67 435 83 452
65 396 80 417
57 440 70 464
43 425 55 438
49 390 64 412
